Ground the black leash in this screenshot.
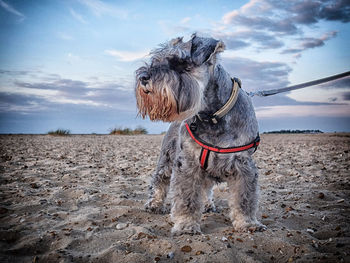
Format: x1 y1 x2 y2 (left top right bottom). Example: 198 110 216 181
248 71 350 97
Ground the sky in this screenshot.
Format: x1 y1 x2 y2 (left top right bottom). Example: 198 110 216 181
0 0 349 134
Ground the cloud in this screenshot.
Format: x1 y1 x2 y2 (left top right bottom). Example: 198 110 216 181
222 1 299 35
0 93 47 112
0 69 30 76
157 1 344 55
327 77 350 89
223 0 350 28
0 0 25 21
70 8 88 24
215 30 283 50
221 56 292 91
285 76 350 107
271 0 350 24
252 93 342 108
318 0 350 23
216 34 250 50
343 92 350 101
0 71 136 113
15 78 88 94
180 17 191 24
105 49 149 62
256 104 350 118
220 0 348 55
220 55 349 118
77 0 128 19
282 31 337 54
223 13 298 35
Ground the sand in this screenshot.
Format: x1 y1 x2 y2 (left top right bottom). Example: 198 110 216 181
0 133 349 263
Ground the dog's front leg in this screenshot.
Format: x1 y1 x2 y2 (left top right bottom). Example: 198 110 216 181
145 168 170 214
202 178 216 213
169 155 204 236
227 157 266 232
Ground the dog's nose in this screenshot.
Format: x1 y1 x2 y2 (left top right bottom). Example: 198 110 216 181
139 74 150 86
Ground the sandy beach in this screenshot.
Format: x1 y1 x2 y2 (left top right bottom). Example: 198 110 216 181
0 133 349 262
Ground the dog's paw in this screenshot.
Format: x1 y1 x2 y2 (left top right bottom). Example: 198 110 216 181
144 200 168 214
171 223 202 236
247 222 267 232
233 220 267 233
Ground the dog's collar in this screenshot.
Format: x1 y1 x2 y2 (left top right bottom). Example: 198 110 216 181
196 77 241 125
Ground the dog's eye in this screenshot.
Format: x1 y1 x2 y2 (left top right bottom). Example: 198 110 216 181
168 58 191 73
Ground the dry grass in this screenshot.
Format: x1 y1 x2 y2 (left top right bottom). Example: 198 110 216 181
47 129 71 136
109 126 148 135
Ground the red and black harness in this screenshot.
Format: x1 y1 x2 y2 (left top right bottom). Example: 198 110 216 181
185 77 260 170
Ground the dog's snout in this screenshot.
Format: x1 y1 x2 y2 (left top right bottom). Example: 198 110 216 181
139 73 150 86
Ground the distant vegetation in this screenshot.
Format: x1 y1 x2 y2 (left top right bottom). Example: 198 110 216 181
48 129 71 136
109 126 148 135
264 129 323 134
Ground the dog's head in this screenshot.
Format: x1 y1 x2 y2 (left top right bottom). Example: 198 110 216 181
135 34 225 122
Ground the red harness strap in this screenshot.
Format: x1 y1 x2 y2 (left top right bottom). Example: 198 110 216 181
185 123 260 169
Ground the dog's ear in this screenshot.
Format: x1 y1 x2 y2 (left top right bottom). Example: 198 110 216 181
169 37 183 46
190 34 225 65
167 37 192 61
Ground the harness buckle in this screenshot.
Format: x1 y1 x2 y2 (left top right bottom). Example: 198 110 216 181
196 112 218 125
253 134 260 153
190 122 197 132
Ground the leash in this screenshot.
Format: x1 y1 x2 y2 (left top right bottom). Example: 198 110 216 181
248 71 350 97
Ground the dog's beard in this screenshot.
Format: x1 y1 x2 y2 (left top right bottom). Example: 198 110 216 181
135 71 203 122
136 82 179 122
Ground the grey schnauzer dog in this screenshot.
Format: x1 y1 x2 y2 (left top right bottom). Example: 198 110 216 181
135 34 266 235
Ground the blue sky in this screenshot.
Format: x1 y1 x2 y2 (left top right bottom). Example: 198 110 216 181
0 0 349 134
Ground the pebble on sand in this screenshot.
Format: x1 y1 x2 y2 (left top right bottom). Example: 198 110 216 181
116 223 128 230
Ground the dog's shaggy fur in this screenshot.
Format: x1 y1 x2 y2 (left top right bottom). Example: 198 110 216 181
135 34 266 235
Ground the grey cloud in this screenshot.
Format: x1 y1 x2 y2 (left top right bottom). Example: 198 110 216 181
86 83 135 108
343 92 350 100
252 93 342 108
0 69 63 81
243 31 284 49
0 92 49 112
289 1 322 24
281 48 303 54
5 72 136 112
221 56 345 108
301 38 327 49
222 38 250 50
301 31 337 48
318 0 350 23
318 76 350 89
0 69 30 76
265 0 350 25
215 31 283 51
0 92 37 105
227 14 298 35
281 31 337 54
15 78 88 97
223 0 349 38
222 57 292 91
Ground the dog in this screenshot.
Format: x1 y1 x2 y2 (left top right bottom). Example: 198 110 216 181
135 34 266 235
